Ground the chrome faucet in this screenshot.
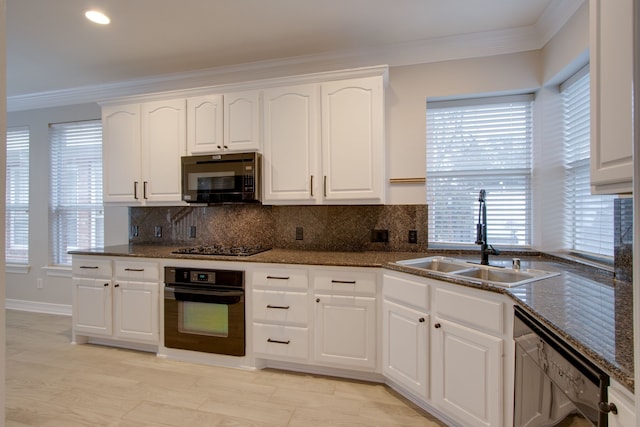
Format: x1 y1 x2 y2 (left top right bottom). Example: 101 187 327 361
475 189 499 265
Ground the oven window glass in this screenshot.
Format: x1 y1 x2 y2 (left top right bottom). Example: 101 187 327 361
179 301 228 337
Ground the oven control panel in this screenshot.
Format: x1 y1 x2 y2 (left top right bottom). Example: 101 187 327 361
190 271 215 283
164 267 244 288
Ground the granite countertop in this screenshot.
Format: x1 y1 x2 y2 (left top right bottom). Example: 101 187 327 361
70 244 634 391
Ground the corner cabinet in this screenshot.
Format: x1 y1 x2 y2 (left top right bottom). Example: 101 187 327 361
382 271 513 427
262 74 385 205
102 99 186 205
590 0 633 194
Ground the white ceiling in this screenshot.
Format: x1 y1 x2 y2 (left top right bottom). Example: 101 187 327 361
6 0 583 107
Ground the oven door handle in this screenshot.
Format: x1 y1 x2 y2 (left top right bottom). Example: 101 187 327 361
165 286 244 304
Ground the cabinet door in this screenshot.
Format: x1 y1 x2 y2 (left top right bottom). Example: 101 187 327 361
432 318 503 427
590 0 633 194
102 104 141 203
224 90 261 151
113 280 159 344
141 99 187 203
608 381 636 427
262 84 320 204
321 76 384 203
382 299 429 400
187 94 224 154
313 294 376 370
72 278 112 336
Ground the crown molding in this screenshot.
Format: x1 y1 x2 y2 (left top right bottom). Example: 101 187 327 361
7 2 584 112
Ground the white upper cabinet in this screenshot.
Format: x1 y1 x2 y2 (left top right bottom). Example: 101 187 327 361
141 99 187 203
103 99 186 205
590 0 633 194
102 104 142 203
186 94 224 155
263 84 320 203
321 76 384 203
262 74 386 205
224 90 261 152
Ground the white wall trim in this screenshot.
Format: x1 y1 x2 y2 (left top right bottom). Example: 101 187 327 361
5 299 72 316
5 264 30 274
7 1 584 112
42 265 72 278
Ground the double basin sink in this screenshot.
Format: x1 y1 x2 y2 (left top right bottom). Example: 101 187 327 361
395 256 559 288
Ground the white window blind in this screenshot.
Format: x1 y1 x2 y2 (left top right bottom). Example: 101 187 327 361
561 68 614 256
49 120 104 265
426 95 533 247
6 127 30 264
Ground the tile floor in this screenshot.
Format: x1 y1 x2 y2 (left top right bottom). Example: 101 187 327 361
6 310 447 426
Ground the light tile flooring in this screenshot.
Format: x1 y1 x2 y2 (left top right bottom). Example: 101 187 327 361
6 310 447 427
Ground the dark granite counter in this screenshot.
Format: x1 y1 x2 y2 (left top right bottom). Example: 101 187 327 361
69 244 634 391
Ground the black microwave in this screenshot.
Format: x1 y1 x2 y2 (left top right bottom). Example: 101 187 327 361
181 152 261 204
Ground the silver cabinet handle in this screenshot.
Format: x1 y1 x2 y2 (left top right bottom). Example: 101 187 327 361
266 305 290 310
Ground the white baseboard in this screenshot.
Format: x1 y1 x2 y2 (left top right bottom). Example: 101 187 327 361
5 299 72 316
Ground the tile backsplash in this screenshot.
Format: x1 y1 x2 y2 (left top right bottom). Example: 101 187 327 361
130 204 428 252
614 197 633 282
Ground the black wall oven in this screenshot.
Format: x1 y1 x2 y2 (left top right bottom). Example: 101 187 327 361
164 267 245 356
514 306 610 426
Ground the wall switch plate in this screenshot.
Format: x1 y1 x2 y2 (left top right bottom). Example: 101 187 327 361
36 278 43 289
189 226 197 239
408 229 418 244
295 227 304 240
154 226 162 238
371 229 389 243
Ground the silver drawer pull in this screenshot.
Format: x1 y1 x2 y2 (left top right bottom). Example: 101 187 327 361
124 268 145 272
267 338 290 345
331 280 356 284
80 266 99 269
266 304 290 310
266 276 290 280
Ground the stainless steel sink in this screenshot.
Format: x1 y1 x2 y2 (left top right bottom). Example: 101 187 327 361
394 256 559 287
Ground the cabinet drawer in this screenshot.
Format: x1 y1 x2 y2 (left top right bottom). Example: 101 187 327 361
253 323 309 360
72 258 113 278
253 290 308 325
383 273 429 311
252 268 308 290
115 261 160 281
434 288 504 336
313 269 376 295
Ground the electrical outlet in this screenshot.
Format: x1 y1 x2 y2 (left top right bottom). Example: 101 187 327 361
189 226 197 239
295 227 304 240
371 229 389 243
154 226 162 238
131 225 139 238
408 229 418 244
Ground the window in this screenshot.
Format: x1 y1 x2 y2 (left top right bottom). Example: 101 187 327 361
49 120 104 265
6 127 30 264
561 67 614 257
426 95 533 247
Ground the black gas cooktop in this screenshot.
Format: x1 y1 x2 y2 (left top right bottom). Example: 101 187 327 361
172 244 270 257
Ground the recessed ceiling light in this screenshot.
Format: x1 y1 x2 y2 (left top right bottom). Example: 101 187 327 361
85 10 110 25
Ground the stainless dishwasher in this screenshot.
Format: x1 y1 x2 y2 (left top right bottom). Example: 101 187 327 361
513 306 613 426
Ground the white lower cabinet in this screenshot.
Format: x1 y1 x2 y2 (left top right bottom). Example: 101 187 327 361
251 266 310 362
382 271 511 427
72 256 160 346
312 267 378 371
608 380 636 427
432 318 503 427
